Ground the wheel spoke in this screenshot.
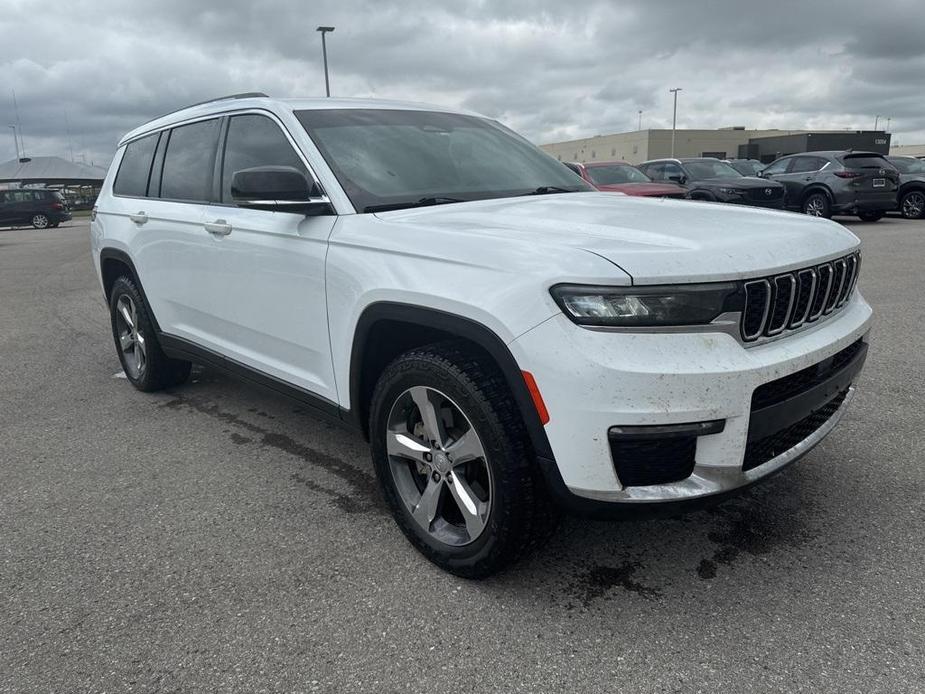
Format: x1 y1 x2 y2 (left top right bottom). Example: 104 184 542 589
118 302 134 329
119 331 134 351
447 472 486 539
387 430 430 463
133 343 144 371
135 332 146 358
412 477 443 528
446 429 484 465
410 386 446 448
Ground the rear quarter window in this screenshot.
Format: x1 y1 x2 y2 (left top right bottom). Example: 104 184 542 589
841 155 889 169
113 133 159 197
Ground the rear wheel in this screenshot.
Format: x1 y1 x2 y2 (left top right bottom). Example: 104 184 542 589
369 342 557 578
900 190 925 219
858 210 884 222
31 214 49 229
109 275 191 391
802 192 831 218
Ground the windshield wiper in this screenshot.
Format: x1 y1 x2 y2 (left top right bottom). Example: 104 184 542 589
520 186 580 196
364 196 466 213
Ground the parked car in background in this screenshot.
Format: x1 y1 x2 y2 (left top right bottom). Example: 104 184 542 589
760 151 898 222
638 157 785 208
886 155 925 219
564 160 686 198
0 189 72 229
725 158 766 176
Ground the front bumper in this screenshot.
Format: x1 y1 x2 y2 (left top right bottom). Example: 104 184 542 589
510 292 872 509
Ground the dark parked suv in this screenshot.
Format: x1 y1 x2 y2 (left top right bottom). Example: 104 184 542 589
638 157 785 208
886 155 925 219
0 189 72 229
760 151 898 222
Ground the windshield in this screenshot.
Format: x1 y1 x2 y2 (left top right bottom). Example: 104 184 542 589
729 160 764 176
683 160 743 179
295 109 590 212
888 157 925 174
586 164 651 185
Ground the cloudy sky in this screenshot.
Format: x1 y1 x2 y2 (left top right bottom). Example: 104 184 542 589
2 0 923 167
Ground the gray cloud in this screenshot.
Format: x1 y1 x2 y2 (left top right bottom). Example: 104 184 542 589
2 0 922 168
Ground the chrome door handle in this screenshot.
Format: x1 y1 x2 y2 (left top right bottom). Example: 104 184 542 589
129 211 148 225
204 219 232 236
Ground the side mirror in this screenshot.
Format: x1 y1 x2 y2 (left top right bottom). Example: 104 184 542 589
231 166 332 215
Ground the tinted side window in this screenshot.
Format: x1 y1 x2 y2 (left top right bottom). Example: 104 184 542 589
160 119 221 202
640 163 661 180
663 163 684 179
113 133 159 197
790 156 826 174
762 158 791 175
221 115 307 203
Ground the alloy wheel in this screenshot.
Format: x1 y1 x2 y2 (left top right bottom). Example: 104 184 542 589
32 214 49 229
804 196 825 216
115 294 147 379
902 192 925 219
386 385 492 546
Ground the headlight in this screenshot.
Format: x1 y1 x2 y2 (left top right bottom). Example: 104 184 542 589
550 283 742 327
718 187 746 195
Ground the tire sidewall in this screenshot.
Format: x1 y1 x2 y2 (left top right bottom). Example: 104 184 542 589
369 354 522 571
109 277 156 390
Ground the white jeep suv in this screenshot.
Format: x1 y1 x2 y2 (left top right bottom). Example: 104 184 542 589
91 93 871 577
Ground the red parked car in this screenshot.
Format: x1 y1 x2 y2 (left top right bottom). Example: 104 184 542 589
564 160 687 198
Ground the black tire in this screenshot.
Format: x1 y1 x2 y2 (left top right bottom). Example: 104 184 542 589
109 275 191 391
369 341 557 578
802 191 831 218
49 223 60 228
900 190 925 220
858 210 884 222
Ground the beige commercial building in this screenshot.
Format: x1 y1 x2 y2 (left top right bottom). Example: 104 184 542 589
541 128 890 165
890 143 925 157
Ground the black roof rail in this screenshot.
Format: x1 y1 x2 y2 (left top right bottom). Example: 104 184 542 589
137 92 270 130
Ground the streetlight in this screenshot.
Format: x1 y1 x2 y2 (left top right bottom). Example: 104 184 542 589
874 115 880 130
638 110 643 131
669 88 682 157
316 26 335 97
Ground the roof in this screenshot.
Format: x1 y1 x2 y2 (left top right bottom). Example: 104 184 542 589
0 156 107 184
119 94 478 146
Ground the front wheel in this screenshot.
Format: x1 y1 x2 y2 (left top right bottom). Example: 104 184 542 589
900 190 925 219
369 342 556 578
858 210 884 222
31 214 49 229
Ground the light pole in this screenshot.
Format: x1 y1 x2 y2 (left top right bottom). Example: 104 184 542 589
638 110 642 130
8 124 19 159
874 114 880 130
886 117 891 132
669 88 682 157
316 26 335 97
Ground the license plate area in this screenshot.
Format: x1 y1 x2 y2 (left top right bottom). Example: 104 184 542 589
873 178 885 188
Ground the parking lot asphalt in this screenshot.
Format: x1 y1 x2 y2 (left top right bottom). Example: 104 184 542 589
1 217 924 693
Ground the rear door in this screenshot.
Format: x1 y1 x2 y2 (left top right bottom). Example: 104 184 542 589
777 156 827 202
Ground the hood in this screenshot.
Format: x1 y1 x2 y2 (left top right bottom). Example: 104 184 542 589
375 192 859 284
594 182 687 197
698 176 783 189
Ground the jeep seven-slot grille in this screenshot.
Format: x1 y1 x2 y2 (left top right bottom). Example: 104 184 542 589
741 252 860 342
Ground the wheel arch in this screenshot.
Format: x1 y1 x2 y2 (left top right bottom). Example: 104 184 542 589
899 182 925 197
348 302 555 461
800 184 834 205
99 248 163 333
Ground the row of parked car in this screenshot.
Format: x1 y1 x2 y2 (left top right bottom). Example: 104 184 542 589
565 151 925 222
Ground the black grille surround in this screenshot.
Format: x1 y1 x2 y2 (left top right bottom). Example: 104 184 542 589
741 252 860 342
